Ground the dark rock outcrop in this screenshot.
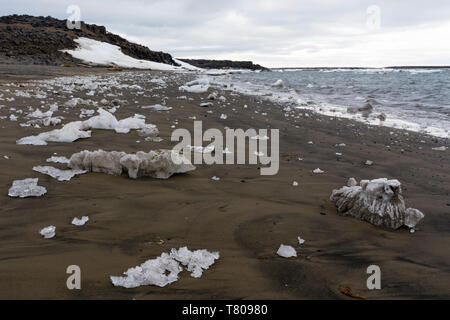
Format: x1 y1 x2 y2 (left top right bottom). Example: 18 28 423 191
0 14 178 66
178 58 268 71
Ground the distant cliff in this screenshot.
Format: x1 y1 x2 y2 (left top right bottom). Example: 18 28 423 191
0 14 177 66
178 59 268 71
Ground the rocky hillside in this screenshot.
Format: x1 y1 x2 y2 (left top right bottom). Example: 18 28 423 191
178 58 268 71
0 14 178 66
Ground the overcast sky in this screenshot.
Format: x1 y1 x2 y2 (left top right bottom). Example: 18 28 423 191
2 0 450 67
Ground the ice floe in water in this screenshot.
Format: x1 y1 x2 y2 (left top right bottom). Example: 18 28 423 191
16 108 158 146
277 244 297 258
330 178 425 230
72 216 89 226
110 247 219 288
179 78 210 93
40 226 56 239
8 178 47 198
68 149 195 179
33 166 87 181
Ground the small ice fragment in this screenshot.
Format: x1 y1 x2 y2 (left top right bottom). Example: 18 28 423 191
40 226 56 239
8 178 47 198
313 168 324 174
432 146 447 151
3 155 9 159
297 237 305 245
307 141 313 144
220 114 227 120
277 244 297 258
200 102 213 107
365 160 373 166
72 216 89 226
46 156 70 164
211 176 220 181
292 181 298 186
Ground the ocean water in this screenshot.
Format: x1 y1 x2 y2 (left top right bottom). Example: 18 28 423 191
210 68 450 138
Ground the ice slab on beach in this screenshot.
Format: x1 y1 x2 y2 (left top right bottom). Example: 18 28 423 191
277 244 297 258
69 149 195 179
8 178 47 198
33 166 87 181
72 216 89 226
110 247 219 288
40 226 55 239
141 104 172 111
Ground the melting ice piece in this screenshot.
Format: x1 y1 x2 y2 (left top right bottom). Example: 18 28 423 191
40 226 55 239
110 247 219 288
330 178 425 229
220 114 227 120
298 237 305 245
141 104 172 111
8 178 47 198
110 252 183 288
46 156 70 164
170 247 220 278
33 166 87 181
313 168 324 174
211 176 220 181
72 216 89 226
277 244 297 258
69 149 195 179
292 181 298 186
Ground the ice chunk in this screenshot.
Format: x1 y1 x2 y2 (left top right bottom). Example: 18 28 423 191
40 226 55 239
297 237 305 245
220 114 228 120
8 178 47 198
292 181 298 186
46 156 70 164
69 150 127 175
110 252 183 288
277 244 297 258
313 168 324 174
141 104 172 111
211 176 220 181
69 149 195 179
72 216 89 226
170 247 220 278
404 208 425 228
33 166 87 181
330 178 425 229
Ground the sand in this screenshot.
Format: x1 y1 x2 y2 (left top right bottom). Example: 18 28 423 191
0 64 449 299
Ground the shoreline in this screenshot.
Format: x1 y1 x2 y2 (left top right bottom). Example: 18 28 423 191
0 64 449 299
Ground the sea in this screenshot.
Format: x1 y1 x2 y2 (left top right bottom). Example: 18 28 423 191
208 68 450 139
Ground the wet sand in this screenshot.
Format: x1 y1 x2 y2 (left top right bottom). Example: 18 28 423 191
0 64 449 299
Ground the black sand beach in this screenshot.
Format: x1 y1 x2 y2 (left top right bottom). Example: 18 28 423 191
0 65 449 299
